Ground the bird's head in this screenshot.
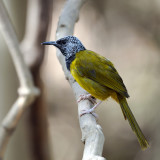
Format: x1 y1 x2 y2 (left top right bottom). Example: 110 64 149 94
42 36 86 59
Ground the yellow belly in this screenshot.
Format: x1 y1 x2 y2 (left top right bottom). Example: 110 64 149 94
71 67 114 100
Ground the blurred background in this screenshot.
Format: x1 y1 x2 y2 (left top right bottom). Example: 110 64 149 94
0 0 160 160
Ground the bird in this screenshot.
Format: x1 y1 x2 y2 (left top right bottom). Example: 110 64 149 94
42 36 149 150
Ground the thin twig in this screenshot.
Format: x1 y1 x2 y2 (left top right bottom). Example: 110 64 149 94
20 0 53 159
0 1 40 159
54 0 106 159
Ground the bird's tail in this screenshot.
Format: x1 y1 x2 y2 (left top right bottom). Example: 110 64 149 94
117 94 149 150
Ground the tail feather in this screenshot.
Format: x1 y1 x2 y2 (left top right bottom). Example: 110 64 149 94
117 94 149 150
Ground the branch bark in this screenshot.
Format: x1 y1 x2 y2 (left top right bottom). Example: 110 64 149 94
0 1 39 159
54 0 106 159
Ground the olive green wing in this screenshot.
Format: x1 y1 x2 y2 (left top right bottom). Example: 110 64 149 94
75 50 129 98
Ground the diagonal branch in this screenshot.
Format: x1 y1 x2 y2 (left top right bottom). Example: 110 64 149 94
0 1 40 159
54 0 106 159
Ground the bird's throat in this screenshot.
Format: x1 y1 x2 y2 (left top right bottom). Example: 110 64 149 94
66 55 76 71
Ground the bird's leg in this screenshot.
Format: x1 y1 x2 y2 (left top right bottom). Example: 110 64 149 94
77 94 97 104
80 101 102 117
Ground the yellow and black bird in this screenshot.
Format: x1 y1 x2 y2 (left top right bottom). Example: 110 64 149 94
42 36 149 150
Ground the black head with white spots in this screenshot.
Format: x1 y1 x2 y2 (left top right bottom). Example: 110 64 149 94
42 36 86 59
42 36 86 70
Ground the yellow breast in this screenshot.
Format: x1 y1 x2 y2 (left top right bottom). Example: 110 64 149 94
70 54 114 100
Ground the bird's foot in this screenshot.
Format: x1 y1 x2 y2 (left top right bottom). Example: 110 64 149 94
77 94 97 104
80 101 102 118
80 108 98 118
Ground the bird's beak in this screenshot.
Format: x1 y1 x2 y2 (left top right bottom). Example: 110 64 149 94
41 41 60 48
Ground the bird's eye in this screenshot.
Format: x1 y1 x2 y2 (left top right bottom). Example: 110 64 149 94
57 39 67 45
62 41 66 45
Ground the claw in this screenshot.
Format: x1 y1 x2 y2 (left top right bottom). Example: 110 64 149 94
80 101 103 119
77 94 97 104
80 108 98 119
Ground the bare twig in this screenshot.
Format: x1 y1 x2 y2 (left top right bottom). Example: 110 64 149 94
20 0 53 159
54 0 106 159
0 1 39 159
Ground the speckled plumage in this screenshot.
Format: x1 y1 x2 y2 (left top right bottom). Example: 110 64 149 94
55 36 86 70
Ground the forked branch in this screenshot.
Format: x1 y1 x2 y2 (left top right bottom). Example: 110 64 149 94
0 1 39 159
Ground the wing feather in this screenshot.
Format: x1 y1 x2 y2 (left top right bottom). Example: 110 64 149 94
75 50 129 98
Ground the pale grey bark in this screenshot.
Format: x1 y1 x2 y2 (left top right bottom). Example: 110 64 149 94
55 0 106 159
0 1 39 159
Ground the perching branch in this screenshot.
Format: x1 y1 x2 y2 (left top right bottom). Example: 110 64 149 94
0 1 39 159
54 0 106 159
